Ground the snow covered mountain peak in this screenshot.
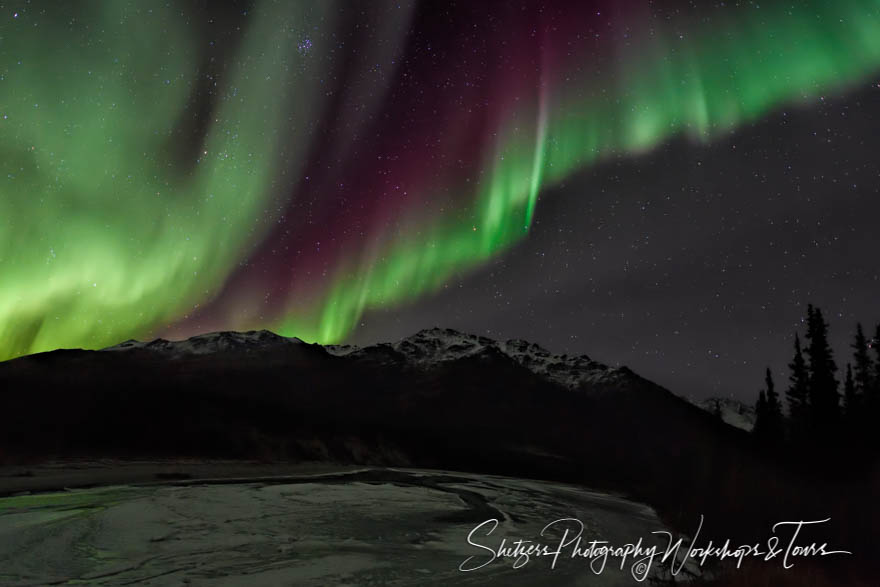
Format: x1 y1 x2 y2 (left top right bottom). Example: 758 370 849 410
395 328 500 363
103 326 632 392
329 327 630 391
102 329 304 358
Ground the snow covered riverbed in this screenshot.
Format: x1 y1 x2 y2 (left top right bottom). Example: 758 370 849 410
0 468 685 586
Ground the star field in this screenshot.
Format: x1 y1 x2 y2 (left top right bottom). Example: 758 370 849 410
2 0 880 401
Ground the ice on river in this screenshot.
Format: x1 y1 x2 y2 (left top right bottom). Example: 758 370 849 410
0 468 691 586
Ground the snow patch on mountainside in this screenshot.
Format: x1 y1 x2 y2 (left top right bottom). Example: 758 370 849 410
690 396 756 432
104 327 632 392
330 327 630 391
103 330 304 359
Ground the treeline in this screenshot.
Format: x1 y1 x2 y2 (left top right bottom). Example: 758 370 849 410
753 304 879 459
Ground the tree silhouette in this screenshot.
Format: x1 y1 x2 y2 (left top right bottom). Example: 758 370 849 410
843 363 858 424
754 390 768 440
804 305 839 441
764 368 784 446
759 310 877 460
870 324 880 441
872 324 880 412
786 333 810 443
849 324 873 444
852 324 872 395
754 368 783 447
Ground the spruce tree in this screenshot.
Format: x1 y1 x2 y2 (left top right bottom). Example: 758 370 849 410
786 333 809 442
804 305 839 440
843 363 858 422
869 324 880 446
850 325 872 444
874 324 880 366
754 390 768 441
872 324 880 412
764 367 784 446
852 324 872 395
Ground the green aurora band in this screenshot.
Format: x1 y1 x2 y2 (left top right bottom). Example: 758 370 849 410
0 1 409 359
2 1 880 358
279 0 880 344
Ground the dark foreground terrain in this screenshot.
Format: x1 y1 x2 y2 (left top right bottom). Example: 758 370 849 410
0 329 876 584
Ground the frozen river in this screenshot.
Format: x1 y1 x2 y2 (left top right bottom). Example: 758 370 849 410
0 468 688 586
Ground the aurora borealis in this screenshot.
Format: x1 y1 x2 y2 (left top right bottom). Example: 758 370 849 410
3 0 880 364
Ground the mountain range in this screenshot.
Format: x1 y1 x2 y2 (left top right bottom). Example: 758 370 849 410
104 327 757 428
105 327 633 392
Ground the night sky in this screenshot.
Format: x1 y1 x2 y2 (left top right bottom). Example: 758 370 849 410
2 1 879 400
